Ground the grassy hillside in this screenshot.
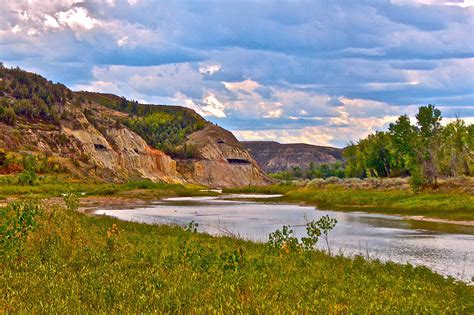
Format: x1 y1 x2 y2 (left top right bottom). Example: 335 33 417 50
2 197 472 313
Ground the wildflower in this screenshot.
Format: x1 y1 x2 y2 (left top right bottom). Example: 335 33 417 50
107 224 119 238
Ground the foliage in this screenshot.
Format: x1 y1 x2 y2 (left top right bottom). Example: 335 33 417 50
183 220 199 233
268 225 300 252
17 155 38 185
63 192 79 212
1 198 472 312
344 105 473 190
0 67 71 124
268 216 337 254
0 99 17 125
271 161 345 180
1 198 43 257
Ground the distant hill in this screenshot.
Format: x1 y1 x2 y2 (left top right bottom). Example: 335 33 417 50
242 141 343 173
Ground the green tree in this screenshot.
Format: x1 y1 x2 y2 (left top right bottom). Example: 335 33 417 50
415 105 443 187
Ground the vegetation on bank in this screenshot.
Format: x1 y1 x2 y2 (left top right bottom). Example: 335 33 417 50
0 175 212 201
344 105 473 190
270 105 473 193
1 197 472 313
224 177 474 221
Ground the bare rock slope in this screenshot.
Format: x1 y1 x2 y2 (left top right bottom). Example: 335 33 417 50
0 102 179 182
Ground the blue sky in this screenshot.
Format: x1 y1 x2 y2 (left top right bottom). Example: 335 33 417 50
1 0 473 147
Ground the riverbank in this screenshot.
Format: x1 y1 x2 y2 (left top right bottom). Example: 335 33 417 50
0 176 216 206
223 181 474 222
2 197 473 313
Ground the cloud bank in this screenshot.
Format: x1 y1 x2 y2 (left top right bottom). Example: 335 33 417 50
1 0 473 147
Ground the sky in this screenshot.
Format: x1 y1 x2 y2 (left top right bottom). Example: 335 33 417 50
1 0 473 147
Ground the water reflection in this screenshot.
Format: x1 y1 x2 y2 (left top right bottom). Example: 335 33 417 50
92 195 474 282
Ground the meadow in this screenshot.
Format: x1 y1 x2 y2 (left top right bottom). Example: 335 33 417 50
2 196 473 313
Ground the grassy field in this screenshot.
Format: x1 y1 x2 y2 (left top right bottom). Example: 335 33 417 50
0 176 213 201
224 183 474 221
1 197 473 313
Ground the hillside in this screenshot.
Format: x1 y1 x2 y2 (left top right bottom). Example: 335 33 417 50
0 66 272 187
242 141 343 173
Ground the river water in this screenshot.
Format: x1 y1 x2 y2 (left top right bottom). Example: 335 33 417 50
92 194 474 282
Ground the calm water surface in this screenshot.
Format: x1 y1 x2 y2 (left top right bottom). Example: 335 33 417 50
93 194 474 282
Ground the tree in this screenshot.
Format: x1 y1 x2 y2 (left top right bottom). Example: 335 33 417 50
415 105 443 187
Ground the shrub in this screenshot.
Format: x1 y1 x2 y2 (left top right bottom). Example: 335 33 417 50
268 216 337 254
307 178 325 188
1 199 43 256
17 155 37 185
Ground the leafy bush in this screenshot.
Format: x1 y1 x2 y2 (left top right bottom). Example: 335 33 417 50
268 216 337 254
1 198 43 257
17 155 37 185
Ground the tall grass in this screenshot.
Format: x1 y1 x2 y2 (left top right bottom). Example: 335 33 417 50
1 198 473 312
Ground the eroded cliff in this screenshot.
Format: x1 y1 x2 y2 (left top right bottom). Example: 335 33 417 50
177 125 274 188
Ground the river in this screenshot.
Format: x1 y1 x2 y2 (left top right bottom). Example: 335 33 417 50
92 194 474 282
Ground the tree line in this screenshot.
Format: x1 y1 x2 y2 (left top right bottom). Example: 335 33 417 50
0 64 71 125
344 105 473 189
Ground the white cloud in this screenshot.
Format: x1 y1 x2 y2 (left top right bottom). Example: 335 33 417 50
201 93 227 117
11 25 21 33
263 109 283 118
223 79 260 92
199 63 221 75
73 80 123 95
44 14 60 29
56 7 100 31
117 35 128 46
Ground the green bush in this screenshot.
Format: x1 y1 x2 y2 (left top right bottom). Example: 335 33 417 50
1 198 43 257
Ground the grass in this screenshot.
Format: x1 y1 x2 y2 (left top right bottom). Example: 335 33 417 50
0 176 214 200
224 184 474 221
1 198 473 313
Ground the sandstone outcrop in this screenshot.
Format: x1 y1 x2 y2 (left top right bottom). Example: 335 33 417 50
177 125 274 188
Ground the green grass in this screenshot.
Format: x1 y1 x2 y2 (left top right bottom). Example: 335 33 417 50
0 176 213 200
224 184 474 221
2 199 473 313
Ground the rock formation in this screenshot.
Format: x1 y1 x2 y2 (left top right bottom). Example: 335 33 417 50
177 125 274 188
242 141 343 173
